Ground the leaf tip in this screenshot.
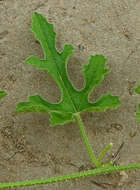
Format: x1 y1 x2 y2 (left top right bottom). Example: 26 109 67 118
33 12 41 19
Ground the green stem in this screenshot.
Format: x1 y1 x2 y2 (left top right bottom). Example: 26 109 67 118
0 164 140 189
97 143 113 167
74 113 99 168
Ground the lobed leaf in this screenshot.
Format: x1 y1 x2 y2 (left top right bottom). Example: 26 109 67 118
16 12 121 126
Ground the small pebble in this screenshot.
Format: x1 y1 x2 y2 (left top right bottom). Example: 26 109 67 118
111 123 123 130
129 131 136 137
118 171 128 186
35 40 40 44
78 44 85 52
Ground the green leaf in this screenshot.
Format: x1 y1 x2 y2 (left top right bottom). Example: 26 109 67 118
82 55 110 95
83 94 121 112
134 84 140 94
134 84 140 121
136 104 140 122
16 95 52 113
16 12 121 126
0 91 7 99
50 112 75 126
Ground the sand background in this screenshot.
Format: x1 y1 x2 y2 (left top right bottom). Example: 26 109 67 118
0 0 140 189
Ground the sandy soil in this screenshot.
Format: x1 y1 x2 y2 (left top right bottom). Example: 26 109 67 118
0 0 140 189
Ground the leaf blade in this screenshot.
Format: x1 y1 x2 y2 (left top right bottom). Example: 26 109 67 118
136 104 140 121
134 84 140 94
50 111 75 126
0 91 7 99
16 95 57 113
82 55 110 95
82 94 121 112
16 13 121 126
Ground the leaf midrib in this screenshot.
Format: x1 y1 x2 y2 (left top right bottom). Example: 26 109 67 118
36 14 78 113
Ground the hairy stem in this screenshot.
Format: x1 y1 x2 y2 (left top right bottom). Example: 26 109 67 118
74 113 99 167
0 164 140 189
